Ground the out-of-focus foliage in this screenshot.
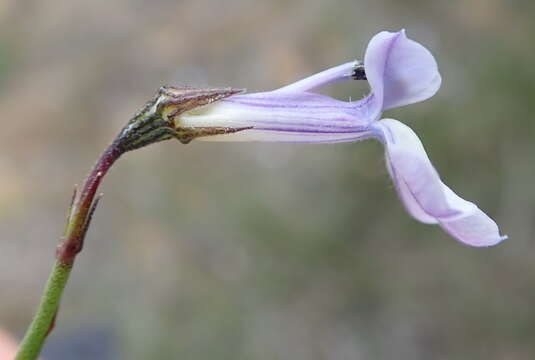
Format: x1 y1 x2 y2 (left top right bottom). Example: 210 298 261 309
1 1 533 359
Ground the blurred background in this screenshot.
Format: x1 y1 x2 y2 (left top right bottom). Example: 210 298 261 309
0 0 533 359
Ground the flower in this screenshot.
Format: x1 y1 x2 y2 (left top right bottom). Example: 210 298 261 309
172 30 507 247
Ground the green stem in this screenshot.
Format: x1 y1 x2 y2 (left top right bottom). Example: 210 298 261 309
14 85 242 360
15 138 124 360
15 263 71 360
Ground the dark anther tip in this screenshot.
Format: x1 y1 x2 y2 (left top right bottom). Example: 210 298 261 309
352 61 367 80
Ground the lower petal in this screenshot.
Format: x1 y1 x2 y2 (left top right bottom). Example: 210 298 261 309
372 118 507 246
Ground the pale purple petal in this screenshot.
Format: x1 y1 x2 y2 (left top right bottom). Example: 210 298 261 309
275 61 357 93
372 118 507 246
364 30 441 114
197 129 373 143
179 91 373 142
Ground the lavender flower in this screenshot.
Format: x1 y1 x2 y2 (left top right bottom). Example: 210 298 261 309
173 30 506 247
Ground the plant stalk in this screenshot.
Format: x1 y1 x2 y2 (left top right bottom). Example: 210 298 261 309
15 137 124 360
14 85 245 360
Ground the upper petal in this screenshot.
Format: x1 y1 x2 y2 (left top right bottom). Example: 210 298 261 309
275 61 358 93
372 118 507 246
364 30 442 115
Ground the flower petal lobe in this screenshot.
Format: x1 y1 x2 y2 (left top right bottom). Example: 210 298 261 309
373 118 506 246
364 30 441 114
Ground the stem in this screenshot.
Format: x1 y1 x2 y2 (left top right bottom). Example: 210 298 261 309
15 137 124 360
14 85 242 360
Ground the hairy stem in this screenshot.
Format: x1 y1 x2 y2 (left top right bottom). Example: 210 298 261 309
15 137 124 360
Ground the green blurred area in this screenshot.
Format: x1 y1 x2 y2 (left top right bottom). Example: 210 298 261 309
1 1 534 359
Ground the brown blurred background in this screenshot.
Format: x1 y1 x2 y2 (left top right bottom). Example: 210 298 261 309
1 0 534 359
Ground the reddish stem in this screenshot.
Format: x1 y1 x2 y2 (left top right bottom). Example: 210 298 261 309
56 137 124 266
